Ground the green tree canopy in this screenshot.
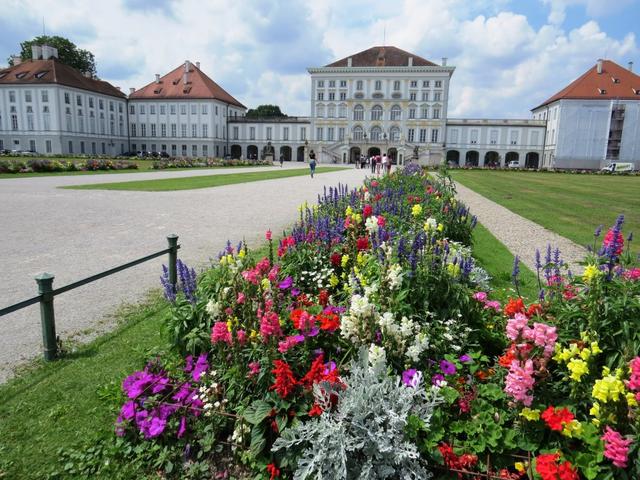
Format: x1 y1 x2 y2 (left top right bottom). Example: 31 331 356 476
10 35 97 77
245 104 287 118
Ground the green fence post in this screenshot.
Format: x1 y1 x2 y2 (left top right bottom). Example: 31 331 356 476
167 234 179 288
35 273 57 361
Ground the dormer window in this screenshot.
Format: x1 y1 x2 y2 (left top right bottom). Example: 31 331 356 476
633 88 640 95
35 71 48 79
611 77 620 83
0 72 7 79
15 72 27 79
598 88 607 95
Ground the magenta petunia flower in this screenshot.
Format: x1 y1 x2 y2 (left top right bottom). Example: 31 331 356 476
278 276 293 289
440 360 457 375
402 369 422 387
459 354 472 363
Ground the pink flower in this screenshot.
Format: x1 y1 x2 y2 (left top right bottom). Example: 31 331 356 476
473 291 487 302
236 329 247 345
506 313 529 341
484 300 501 312
504 359 535 406
530 322 557 358
211 321 232 344
237 292 245 304
623 268 640 281
256 257 271 274
267 265 280 282
265 229 272 241
278 335 305 353
248 361 261 377
260 311 282 340
627 357 640 391
602 426 633 468
377 215 386 227
603 229 624 256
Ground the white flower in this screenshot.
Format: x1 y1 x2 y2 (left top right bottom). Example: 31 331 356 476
406 333 430 363
206 300 221 318
365 216 379 234
425 217 438 230
368 344 387 366
387 264 403 290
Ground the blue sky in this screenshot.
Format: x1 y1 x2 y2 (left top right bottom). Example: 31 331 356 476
1 0 638 117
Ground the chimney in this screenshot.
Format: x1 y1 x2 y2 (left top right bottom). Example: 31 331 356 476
50 47 58 59
629 61 634 72
347 57 352 67
442 57 448 66
408 56 413 66
195 61 200 69
184 60 190 72
183 72 188 85
10 55 22 66
155 74 160 83
116 86 121 91
596 59 603 74
41 45 51 59
129 87 135 94
31 45 42 60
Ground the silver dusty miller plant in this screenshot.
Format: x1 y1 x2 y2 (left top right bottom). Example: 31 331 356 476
272 348 442 479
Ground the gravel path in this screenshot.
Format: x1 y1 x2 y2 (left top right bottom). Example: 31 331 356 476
453 181 588 275
0 164 367 382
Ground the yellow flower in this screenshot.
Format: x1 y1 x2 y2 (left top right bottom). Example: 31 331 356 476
250 329 258 339
590 341 602 355
592 369 626 403
582 264 601 284
514 462 526 473
357 252 367 265
589 402 601 425
411 204 423 217
341 255 349 268
447 263 461 277
562 419 583 438
345 206 353 216
437 223 444 232
329 274 339 287
519 408 540 421
261 278 271 291
567 358 589 382
226 320 233 332
238 249 246 259
626 392 638 407
580 348 591 361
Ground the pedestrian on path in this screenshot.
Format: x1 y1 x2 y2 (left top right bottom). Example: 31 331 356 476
309 149 317 178
279 154 284 167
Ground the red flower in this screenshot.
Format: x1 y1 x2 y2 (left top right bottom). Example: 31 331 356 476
374 193 383 202
499 343 518 368
557 461 579 480
526 303 543 317
290 309 305 328
504 298 526 317
301 354 326 388
377 215 386 227
603 229 624 255
318 289 329 307
363 204 373 219
269 360 298 398
330 252 342 267
266 463 280 480
308 402 323 417
370 180 379 188
356 236 370 251
535 453 578 480
541 406 574 431
318 312 340 332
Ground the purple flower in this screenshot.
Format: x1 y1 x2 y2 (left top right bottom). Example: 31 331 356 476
458 354 472 363
191 353 209 381
431 374 445 385
402 368 422 388
120 400 136 421
440 360 457 375
146 415 167 438
291 288 300 297
177 416 187 438
278 276 293 289
324 361 337 376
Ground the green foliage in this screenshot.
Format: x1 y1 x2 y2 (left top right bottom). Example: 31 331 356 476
14 35 97 76
245 105 287 118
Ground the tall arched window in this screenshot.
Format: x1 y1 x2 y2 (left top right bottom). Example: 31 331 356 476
353 104 364 121
352 125 364 141
338 103 347 118
370 126 382 141
327 104 335 118
316 104 325 118
420 104 429 119
390 105 401 121
390 126 400 142
371 105 383 121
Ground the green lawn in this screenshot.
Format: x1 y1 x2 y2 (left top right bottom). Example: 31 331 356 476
451 170 640 256
63 167 349 191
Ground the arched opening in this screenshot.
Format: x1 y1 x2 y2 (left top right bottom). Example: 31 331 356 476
371 105 383 121
484 151 500 167
368 147 381 157
506 151 519 165
349 146 361 164
352 125 364 141
388 147 398 164
296 146 305 162
247 145 258 161
525 152 539 169
389 126 401 142
446 150 460 166
465 150 479 166
353 104 364 121
230 144 242 159
370 126 382 141
280 145 292 162
390 105 401 121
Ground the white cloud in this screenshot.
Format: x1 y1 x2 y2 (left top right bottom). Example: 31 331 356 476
2 0 638 118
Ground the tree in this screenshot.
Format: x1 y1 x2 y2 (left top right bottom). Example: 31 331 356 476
9 35 97 77
245 104 287 118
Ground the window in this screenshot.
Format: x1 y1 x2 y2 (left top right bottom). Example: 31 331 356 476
327 127 334 141
419 128 427 143
340 80 347 87
283 127 289 141
160 105 166 115
25 91 32 102
141 124 146 136
431 129 439 143
171 144 177 155
161 123 167 137
338 127 345 141
318 80 324 88
202 124 208 137
170 105 176 115
470 130 478 144
171 123 177 137
149 124 156 137
353 104 364 121
393 80 400 91
201 105 207 114
161 144 166 153
192 124 197 137
41 90 48 102
422 92 429 101
370 126 382 141
202 145 208 156
109 102 114 112
409 92 416 101
27 115 34 131
75 95 82 106
233 126 239 140
150 105 156 114
423 80 430 88
68 141 73 153
371 105 383 121
192 145 197 156
89 98 94 108
339 92 346 101
182 145 187 156
390 105 401 121
180 105 187 115
29 139 35 152
131 124 137 136
250 126 255 140
435 80 442 88
99 99 104 110
266 127 272 140
65 113 72 131
316 104 325 117
490 130 498 144
316 127 323 141
329 80 335 87
130 105 135 114
421 105 429 119
510 131 519 145
45 140 52 153
450 129 459 144
409 107 416 119
102 142 106 154
356 80 363 90
374 80 382 90
181 124 187 137
140 105 146 114
339 104 347 118
328 105 335 117
64 92 70 104
300 127 306 141
80 141 85 154
434 92 441 101
191 105 197 115
432 108 440 119
328 92 335 101
352 126 363 141
215 106 218 115
11 114 18 130
43 109 50 130
407 128 415 142
410 80 417 88
390 126 400 142
118 104 123 114
317 92 324 100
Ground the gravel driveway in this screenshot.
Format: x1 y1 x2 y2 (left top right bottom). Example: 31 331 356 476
0 165 367 382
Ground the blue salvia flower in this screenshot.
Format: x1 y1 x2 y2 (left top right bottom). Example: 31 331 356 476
594 225 603 237
160 264 176 303
177 259 197 304
553 248 562 278
535 249 541 271
539 289 545 301
225 240 233 254
470 216 477 229
512 255 520 278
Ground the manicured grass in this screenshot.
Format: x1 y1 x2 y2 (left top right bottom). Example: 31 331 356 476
472 222 539 302
451 170 640 256
63 167 349 191
0 292 171 479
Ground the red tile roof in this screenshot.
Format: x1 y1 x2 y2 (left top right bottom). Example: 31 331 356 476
534 60 640 110
129 62 245 108
0 59 126 98
325 46 437 67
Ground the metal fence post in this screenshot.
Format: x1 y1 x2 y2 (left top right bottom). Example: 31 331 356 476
35 273 57 361
167 234 179 288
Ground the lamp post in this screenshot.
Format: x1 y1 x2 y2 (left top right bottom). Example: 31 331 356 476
304 139 308 162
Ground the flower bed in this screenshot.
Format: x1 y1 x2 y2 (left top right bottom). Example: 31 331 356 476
85 166 638 479
0 157 138 173
151 157 271 169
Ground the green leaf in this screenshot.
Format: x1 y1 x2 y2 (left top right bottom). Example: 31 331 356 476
249 424 266 457
244 400 273 425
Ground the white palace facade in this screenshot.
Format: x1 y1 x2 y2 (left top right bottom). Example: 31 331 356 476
1 45 639 169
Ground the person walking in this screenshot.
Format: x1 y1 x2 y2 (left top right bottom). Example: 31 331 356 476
381 153 388 175
309 149 317 178
360 154 366 170
370 155 376 174
279 154 284 167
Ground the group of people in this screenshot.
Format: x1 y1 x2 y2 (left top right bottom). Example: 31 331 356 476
356 153 393 175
